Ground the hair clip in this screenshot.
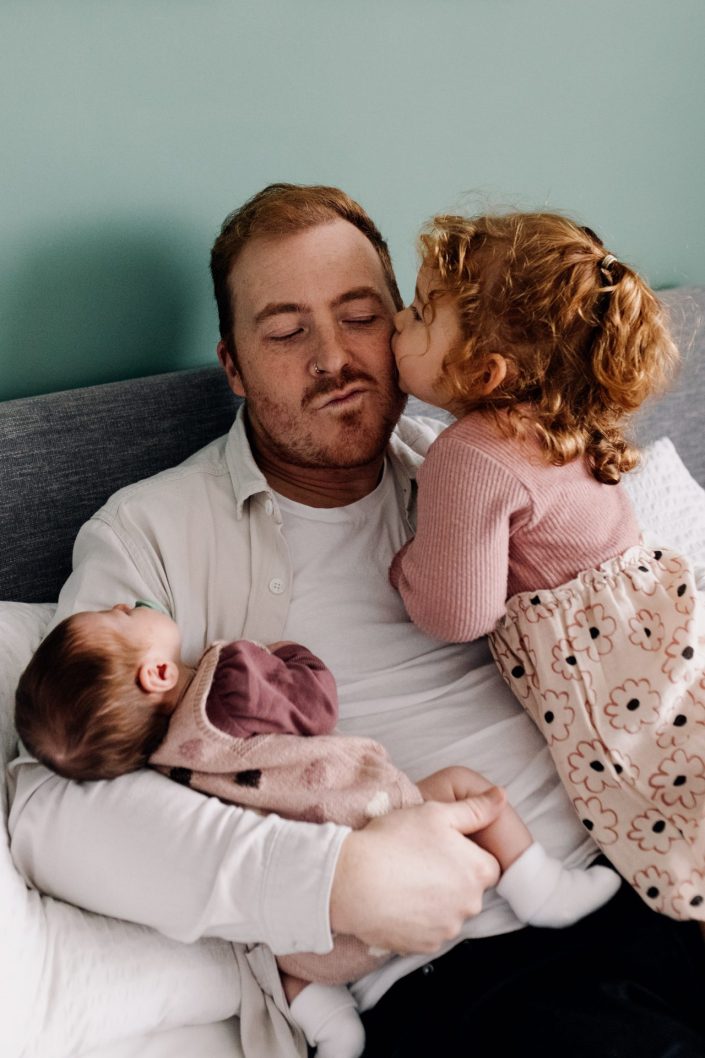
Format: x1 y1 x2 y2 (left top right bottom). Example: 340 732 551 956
600 253 617 271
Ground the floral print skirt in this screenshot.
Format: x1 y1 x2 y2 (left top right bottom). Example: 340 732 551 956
490 545 705 921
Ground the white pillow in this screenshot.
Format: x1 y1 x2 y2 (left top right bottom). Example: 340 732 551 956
623 436 705 567
0 602 56 769
0 602 242 1058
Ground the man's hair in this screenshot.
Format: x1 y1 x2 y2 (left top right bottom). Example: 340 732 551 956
15 615 170 781
419 211 678 484
210 182 403 361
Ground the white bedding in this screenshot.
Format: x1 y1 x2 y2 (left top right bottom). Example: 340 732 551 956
622 436 705 566
79 1019 243 1058
2 435 704 1058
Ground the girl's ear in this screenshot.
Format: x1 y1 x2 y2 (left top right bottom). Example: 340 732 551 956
480 354 508 396
137 658 180 695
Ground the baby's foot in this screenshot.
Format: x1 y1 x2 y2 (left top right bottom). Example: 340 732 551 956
497 841 621 927
289 982 365 1058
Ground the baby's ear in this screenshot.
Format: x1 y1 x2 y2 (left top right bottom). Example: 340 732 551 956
137 658 179 695
480 353 508 396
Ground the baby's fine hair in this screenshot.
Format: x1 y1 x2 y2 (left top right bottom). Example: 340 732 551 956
420 211 679 483
15 614 170 782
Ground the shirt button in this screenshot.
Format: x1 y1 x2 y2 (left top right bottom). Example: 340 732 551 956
421 962 434 976
269 577 285 595
264 498 274 516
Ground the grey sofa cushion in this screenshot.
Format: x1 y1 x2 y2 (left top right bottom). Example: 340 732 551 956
1 368 240 602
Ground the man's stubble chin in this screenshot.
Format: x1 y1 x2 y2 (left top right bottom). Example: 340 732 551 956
252 389 406 470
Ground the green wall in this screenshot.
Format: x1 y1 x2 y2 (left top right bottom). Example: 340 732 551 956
1 0 704 401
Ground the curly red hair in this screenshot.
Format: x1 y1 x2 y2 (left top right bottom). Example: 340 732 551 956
419 212 679 483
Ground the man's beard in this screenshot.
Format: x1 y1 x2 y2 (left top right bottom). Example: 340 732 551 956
248 365 407 470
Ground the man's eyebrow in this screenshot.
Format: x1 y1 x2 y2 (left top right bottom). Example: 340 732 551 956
332 286 386 310
253 302 309 325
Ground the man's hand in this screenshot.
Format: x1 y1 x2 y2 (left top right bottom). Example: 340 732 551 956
329 789 505 954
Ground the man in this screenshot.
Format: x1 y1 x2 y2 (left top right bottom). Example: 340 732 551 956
9 184 705 1056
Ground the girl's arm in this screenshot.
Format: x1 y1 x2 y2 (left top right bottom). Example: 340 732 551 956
391 435 530 642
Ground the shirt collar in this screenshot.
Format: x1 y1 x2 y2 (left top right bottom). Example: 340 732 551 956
225 403 272 517
224 403 428 518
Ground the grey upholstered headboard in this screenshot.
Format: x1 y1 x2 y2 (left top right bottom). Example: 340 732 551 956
1 368 241 602
1 286 703 604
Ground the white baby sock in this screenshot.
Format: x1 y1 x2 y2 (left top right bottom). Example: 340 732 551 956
496 841 621 928
289 982 365 1058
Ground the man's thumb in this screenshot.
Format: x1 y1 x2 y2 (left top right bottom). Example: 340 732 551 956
451 785 507 835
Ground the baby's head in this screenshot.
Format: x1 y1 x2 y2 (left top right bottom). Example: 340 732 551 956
15 603 183 782
393 211 678 482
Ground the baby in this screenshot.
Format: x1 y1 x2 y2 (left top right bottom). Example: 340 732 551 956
16 601 619 1058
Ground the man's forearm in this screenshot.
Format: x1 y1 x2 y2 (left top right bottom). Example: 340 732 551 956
10 754 507 959
8 756 347 954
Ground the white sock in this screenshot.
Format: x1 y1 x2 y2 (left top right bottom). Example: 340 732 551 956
496 841 621 928
289 982 365 1058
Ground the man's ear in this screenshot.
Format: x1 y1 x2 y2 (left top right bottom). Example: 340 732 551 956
217 340 246 399
137 658 180 695
480 354 508 396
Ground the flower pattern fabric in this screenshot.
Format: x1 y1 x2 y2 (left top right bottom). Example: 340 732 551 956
491 545 705 922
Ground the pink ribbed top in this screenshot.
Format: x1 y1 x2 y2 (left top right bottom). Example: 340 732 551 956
391 411 640 643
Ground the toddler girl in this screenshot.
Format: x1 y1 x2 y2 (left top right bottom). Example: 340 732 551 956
390 209 705 922
16 599 618 1058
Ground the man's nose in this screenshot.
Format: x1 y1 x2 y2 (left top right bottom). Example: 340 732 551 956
393 308 407 332
312 324 351 375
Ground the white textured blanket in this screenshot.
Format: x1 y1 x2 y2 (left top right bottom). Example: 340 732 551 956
623 436 705 566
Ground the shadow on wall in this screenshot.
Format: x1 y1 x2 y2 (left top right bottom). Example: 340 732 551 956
1 219 201 401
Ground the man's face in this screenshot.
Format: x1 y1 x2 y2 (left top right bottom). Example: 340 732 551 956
219 220 405 470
